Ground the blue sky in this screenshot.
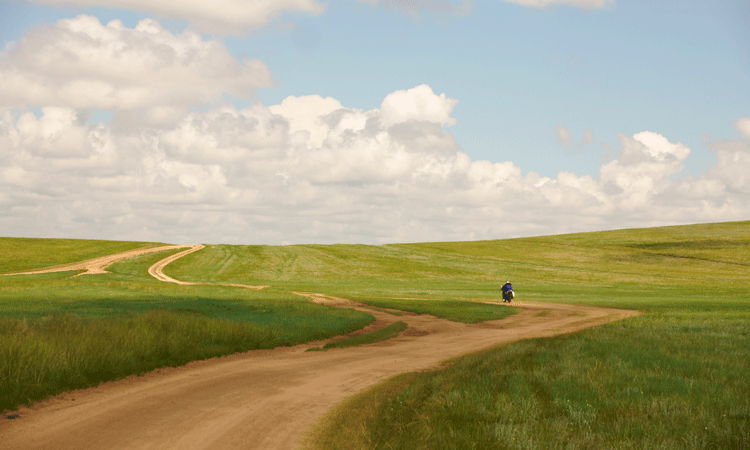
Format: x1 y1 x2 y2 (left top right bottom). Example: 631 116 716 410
0 0 748 244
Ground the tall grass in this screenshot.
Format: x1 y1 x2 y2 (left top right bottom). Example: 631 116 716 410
0 250 374 412
0 311 270 411
312 309 749 449
0 307 373 412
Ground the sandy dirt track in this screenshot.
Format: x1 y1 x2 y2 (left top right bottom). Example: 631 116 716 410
147 245 206 284
0 250 640 450
3 244 194 276
147 244 267 290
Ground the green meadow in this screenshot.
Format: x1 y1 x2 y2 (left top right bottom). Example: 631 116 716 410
297 222 750 450
162 221 750 449
0 237 159 273
2 222 749 449
0 244 374 412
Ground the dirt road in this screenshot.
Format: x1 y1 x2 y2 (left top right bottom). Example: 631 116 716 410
147 244 267 290
3 244 194 275
0 250 640 450
147 245 205 284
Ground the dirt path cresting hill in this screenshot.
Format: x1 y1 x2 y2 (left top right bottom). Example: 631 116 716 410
0 246 641 450
3 244 195 276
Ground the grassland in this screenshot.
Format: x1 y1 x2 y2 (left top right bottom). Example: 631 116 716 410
297 222 750 450
3 222 749 449
0 237 160 273
158 221 750 449
0 244 373 412
164 221 750 308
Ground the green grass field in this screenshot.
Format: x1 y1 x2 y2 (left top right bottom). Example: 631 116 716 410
163 221 750 309
0 237 160 274
0 243 374 411
2 222 749 449
296 222 750 450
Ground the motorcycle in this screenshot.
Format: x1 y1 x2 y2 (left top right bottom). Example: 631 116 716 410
502 289 515 303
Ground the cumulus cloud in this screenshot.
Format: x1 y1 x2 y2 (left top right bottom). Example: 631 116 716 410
701 126 750 196
2 82 749 244
503 0 614 8
380 85 458 128
269 96 346 148
599 132 690 210
0 15 273 126
30 0 325 34
0 12 744 244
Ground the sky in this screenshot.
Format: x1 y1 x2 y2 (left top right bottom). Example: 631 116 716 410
0 0 748 245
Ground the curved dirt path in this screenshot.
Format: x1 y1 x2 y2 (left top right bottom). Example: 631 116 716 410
147 244 267 290
3 244 195 276
147 244 206 284
0 250 641 450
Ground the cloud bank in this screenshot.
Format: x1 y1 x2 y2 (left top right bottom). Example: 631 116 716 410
30 0 325 34
0 16 747 245
0 16 272 127
27 0 607 36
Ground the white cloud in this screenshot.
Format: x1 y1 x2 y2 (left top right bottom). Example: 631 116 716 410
30 0 325 34
269 96 346 148
1 80 748 244
380 85 458 128
702 130 750 196
0 15 273 126
503 0 614 9
599 132 690 210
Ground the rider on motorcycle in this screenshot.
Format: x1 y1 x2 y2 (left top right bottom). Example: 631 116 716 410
502 281 514 303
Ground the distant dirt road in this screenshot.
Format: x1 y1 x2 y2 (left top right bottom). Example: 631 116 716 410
147 244 267 290
147 245 205 284
0 250 640 450
3 244 194 276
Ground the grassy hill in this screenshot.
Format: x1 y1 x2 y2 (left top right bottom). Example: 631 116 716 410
165 221 750 311
2 222 748 448
0 237 161 274
292 222 749 450
0 246 374 412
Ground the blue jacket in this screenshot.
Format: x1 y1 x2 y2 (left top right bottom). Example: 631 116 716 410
502 283 513 299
